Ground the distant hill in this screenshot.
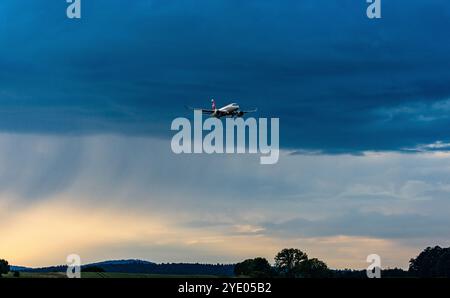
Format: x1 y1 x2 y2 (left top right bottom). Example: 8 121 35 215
14 259 235 276
87 259 155 267
10 265 32 271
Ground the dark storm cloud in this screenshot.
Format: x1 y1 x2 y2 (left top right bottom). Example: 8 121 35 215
1 0 450 152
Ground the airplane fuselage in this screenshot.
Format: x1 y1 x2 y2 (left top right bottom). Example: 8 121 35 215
218 103 240 114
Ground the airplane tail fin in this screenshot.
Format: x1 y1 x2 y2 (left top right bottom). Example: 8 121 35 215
211 99 216 110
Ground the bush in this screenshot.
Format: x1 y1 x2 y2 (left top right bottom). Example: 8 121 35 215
0 259 10 277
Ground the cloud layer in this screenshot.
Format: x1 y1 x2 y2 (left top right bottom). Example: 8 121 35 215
2 0 450 269
1 0 450 153
1 133 450 268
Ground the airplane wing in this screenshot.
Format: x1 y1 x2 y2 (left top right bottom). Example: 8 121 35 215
185 106 215 114
241 108 258 114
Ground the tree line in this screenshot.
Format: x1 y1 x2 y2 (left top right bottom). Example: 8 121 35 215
234 246 450 278
234 248 331 278
2 245 450 278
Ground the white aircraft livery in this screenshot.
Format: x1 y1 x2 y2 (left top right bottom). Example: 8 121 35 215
188 99 257 118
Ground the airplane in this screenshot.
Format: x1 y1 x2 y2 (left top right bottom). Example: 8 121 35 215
187 99 257 118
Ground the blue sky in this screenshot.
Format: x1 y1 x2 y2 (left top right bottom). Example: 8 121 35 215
2 0 450 152
1 0 450 268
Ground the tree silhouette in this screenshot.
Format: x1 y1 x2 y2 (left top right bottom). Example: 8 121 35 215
409 246 450 277
300 258 331 278
234 257 273 277
274 248 308 277
273 249 331 278
435 248 450 277
0 259 10 277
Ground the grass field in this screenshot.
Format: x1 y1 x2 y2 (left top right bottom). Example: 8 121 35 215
3 272 222 278
3 272 67 278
